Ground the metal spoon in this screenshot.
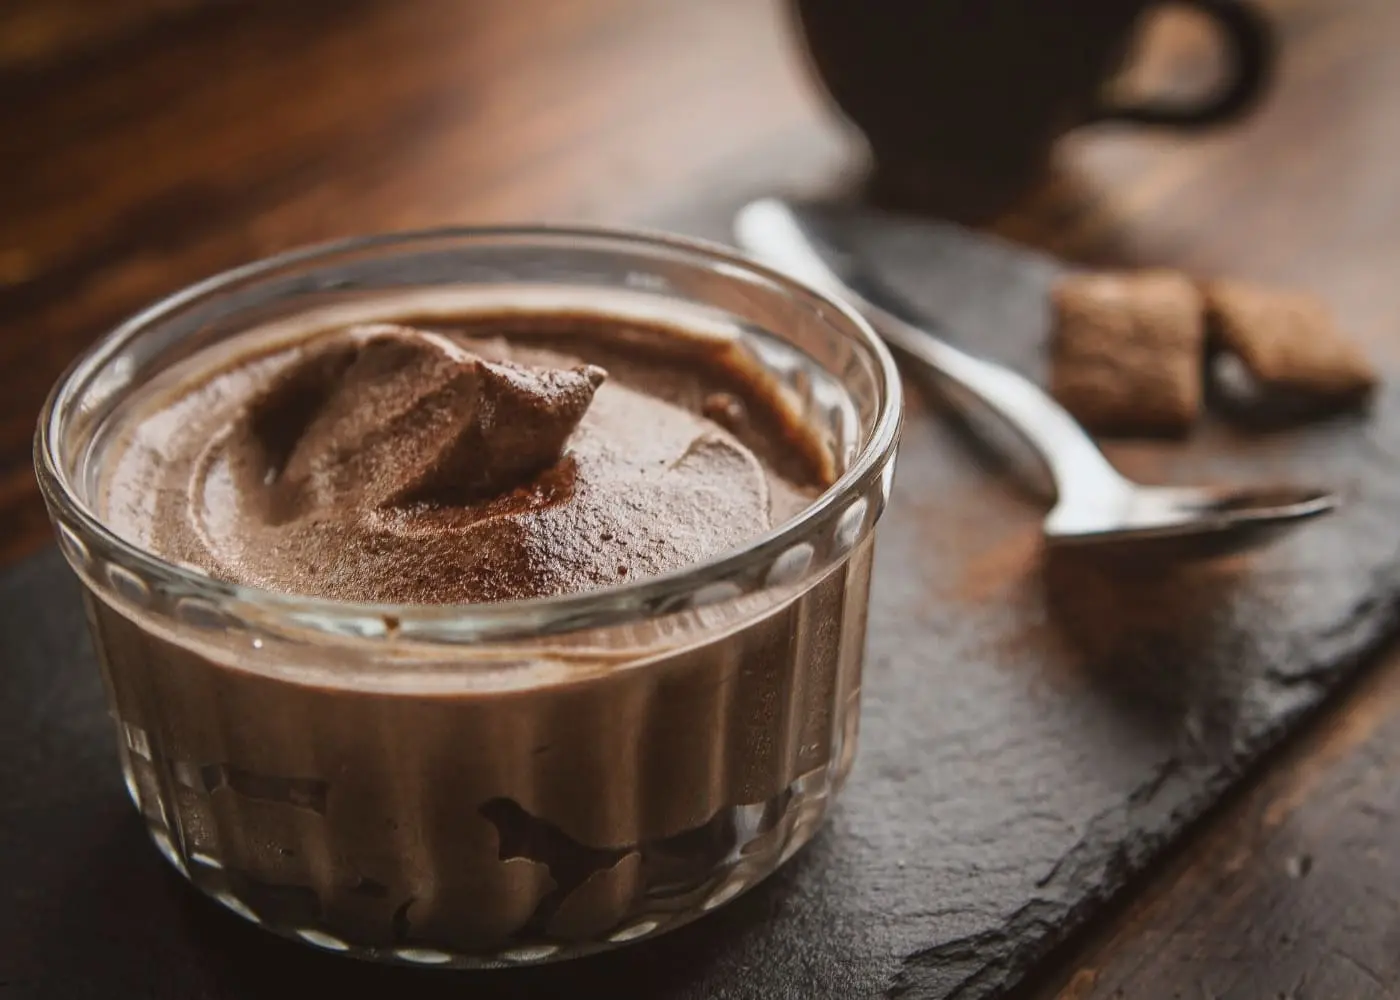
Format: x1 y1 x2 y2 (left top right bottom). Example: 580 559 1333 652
735 198 1336 559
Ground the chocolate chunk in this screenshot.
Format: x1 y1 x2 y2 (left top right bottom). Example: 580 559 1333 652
1049 270 1205 437
1204 280 1377 408
238 324 605 519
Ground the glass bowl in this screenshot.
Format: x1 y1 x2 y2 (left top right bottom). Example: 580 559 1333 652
35 226 901 966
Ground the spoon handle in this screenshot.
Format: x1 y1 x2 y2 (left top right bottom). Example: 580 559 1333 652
734 200 1127 505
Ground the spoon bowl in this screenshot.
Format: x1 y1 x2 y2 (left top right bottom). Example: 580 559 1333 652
1045 483 1337 561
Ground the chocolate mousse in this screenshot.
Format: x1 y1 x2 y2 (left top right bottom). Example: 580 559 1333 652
102 316 830 605
80 302 877 961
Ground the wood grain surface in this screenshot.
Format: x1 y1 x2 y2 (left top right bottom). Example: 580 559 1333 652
1034 644 1400 1000
5 0 1400 996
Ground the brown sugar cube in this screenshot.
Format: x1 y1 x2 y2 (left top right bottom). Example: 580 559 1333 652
1049 270 1205 436
1204 280 1377 403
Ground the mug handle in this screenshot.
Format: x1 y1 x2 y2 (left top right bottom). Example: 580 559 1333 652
1091 0 1274 126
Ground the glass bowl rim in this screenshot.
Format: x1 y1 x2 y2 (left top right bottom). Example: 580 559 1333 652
35 223 902 643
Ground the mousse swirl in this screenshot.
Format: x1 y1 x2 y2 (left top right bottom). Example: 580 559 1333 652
234 324 607 519
103 318 824 604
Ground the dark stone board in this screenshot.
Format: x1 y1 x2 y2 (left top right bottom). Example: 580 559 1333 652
5 210 1400 1000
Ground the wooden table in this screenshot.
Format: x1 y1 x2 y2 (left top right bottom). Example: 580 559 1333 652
4 1 1399 996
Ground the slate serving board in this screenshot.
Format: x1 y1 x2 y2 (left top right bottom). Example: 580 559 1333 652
6 209 1400 1000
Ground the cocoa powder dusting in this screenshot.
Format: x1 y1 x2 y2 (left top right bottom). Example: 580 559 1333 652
238 324 606 518
101 318 829 605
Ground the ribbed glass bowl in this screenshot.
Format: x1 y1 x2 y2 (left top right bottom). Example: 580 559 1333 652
36 225 902 966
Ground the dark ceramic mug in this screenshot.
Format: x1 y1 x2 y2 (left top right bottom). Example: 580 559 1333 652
790 0 1274 220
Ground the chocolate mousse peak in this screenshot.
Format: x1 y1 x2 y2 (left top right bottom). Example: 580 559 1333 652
236 323 606 519
104 313 829 604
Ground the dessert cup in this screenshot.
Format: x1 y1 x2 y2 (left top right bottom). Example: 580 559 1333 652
36 226 902 966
